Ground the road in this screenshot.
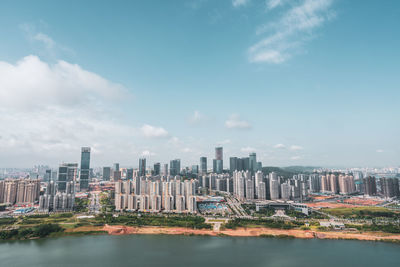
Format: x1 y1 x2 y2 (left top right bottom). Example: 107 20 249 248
225 195 252 218
89 193 101 214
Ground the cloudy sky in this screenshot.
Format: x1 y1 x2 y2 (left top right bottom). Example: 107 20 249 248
0 0 399 168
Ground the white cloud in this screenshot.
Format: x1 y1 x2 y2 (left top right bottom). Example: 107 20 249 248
266 0 286 10
0 55 128 111
290 145 303 151
232 0 250 8
376 149 384 153
250 50 288 64
141 150 156 157
249 0 335 63
274 143 286 149
291 156 302 160
225 114 251 129
0 55 142 167
20 24 74 57
34 33 55 49
140 124 169 138
241 146 256 153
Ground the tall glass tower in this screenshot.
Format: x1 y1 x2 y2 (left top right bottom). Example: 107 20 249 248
79 147 91 191
139 158 146 177
200 157 207 174
249 152 257 174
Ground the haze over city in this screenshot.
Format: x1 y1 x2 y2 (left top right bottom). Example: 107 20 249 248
0 0 399 168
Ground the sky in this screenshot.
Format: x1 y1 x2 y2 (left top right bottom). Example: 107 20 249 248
0 0 399 168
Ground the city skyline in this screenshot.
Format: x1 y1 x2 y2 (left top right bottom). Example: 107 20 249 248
1 0 400 168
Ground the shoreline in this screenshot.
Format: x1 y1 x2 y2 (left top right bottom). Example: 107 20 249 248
62 225 400 243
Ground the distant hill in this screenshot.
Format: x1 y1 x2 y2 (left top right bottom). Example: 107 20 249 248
281 166 319 173
262 166 318 178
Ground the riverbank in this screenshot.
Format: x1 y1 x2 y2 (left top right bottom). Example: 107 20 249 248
62 224 400 243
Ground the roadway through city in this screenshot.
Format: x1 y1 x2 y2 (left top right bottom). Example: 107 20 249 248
89 193 101 214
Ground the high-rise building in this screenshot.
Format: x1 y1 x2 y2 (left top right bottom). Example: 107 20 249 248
363 176 377 196
162 164 168 176
139 158 146 177
1 179 40 205
113 163 121 181
245 179 254 200
213 147 223 174
281 183 291 200
256 162 262 172
102 167 111 181
126 168 134 180
329 174 338 194
215 160 223 174
229 157 238 174
269 172 280 200
58 163 78 193
380 177 400 198
153 163 161 176
79 147 91 191
338 175 355 194
200 157 207 174
249 152 257 174
191 165 199 174
215 147 223 160
241 157 250 171
44 169 52 182
320 175 330 192
169 159 181 176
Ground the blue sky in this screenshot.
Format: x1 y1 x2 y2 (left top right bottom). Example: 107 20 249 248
0 0 399 168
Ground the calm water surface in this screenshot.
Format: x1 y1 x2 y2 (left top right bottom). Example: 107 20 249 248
0 235 399 267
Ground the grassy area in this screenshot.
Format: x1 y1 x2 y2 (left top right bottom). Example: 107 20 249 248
346 223 400 234
100 194 115 212
74 198 89 212
321 207 400 219
0 223 64 240
0 217 17 226
95 214 211 229
1 213 211 240
224 218 304 230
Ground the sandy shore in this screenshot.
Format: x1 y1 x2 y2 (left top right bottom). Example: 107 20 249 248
69 224 399 242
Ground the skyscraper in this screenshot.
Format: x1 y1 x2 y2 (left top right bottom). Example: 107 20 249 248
214 147 223 174
113 163 121 181
139 158 146 177
215 147 223 160
191 165 199 174
249 152 257 174
153 162 161 176
58 163 78 193
269 172 280 200
363 176 377 196
126 168 134 180
229 157 238 174
79 147 91 191
241 157 250 171
103 167 111 181
200 157 207 174
44 169 52 182
170 159 181 176
162 164 168 176
380 177 400 198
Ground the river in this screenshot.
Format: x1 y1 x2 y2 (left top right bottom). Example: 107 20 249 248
0 234 399 267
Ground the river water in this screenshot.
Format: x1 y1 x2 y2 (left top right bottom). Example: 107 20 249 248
0 234 399 267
